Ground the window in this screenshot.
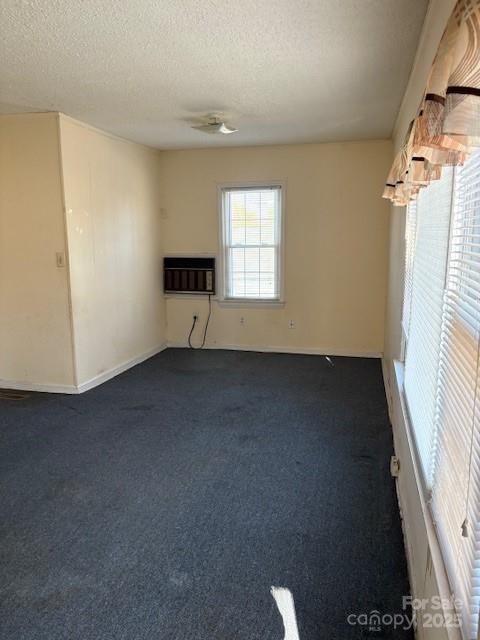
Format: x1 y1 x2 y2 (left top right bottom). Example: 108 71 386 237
431 151 480 640
402 150 480 640
220 185 283 301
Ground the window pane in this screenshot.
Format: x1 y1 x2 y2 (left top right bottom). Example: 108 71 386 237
260 216 275 245
230 248 245 272
231 216 246 245
261 190 275 214
231 192 246 218
245 192 260 245
245 274 260 297
260 247 275 272
245 247 260 273
259 273 275 297
231 274 245 297
245 191 261 217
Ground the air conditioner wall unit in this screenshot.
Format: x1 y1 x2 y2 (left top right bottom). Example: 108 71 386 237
163 257 215 295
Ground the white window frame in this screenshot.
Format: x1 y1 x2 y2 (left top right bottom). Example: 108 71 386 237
217 181 286 307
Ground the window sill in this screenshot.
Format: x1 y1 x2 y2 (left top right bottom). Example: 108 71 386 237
217 298 285 309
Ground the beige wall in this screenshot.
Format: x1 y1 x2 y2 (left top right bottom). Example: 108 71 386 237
59 115 166 387
161 140 391 355
0 113 75 389
382 2 459 638
0 112 165 392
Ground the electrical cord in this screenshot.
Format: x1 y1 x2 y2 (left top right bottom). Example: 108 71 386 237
188 294 212 349
187 315 198 349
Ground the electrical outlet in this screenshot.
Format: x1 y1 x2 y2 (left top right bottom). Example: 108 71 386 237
240 316 245 325
390 456 400 477
288 320 295 329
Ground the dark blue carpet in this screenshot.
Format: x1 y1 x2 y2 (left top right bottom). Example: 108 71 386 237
0 348 412 639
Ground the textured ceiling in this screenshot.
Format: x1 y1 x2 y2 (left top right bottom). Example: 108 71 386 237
0 0 428 149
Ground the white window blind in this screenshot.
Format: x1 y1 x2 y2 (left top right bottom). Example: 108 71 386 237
402 199 417 341
431 149 480 640
221 186 282 300
404 167 453 485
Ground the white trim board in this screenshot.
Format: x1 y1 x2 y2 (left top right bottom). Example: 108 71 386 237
0 380 79 394
76 344 167 393
382 357 461 640
0 344 167 395
167 341 382 358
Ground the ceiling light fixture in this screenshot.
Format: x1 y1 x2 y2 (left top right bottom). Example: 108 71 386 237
192 114 238 135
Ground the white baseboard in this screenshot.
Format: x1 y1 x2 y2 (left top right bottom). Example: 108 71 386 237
0 343 167 395
76 343 167 393
167 341 382 358
381 357 393 423
1 342 379 395
0 380 79 394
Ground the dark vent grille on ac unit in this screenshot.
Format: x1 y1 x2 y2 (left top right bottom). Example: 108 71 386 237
163 257 215 295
